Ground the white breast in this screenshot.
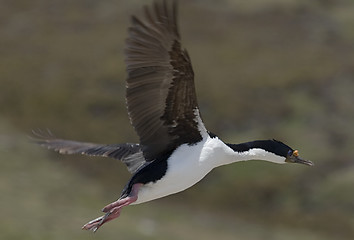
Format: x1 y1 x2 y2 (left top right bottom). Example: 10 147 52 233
133 135 227 204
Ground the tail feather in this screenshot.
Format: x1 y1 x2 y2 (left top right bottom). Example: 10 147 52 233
31 130 145 174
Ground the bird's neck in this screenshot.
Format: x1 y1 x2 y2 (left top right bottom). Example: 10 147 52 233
211 139 286 166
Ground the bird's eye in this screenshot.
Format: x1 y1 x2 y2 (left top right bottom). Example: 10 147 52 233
293 150 299 157
287 150 292 156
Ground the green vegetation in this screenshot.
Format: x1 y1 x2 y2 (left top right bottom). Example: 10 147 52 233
1 0 354 239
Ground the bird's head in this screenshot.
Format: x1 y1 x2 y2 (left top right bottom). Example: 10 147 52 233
268 140 313 166
285 149 313 166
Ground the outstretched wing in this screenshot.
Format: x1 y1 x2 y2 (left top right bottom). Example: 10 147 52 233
125 0 205 161
32 131 145 174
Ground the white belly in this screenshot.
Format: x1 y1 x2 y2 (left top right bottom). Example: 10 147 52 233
133 136 223 204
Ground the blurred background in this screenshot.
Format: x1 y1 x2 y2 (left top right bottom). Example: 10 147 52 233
1 0 354 239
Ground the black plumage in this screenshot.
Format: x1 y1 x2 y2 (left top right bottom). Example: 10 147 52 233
227 139 293 158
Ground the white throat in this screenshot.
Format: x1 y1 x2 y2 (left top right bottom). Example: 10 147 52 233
201 136 286 167
227 148 286 164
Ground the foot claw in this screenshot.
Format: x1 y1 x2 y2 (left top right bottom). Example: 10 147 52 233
82 211 120 232
82 216 105 232
83 183 142 232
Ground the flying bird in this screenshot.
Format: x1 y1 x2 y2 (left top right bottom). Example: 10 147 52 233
34 0 313 232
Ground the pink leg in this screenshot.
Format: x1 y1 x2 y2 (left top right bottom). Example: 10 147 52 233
82 183 142 232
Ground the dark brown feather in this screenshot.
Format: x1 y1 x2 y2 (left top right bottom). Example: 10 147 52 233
125 0 203 160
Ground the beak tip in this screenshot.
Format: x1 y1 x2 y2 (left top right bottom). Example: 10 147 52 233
294 157 314 167
302 159 314 167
